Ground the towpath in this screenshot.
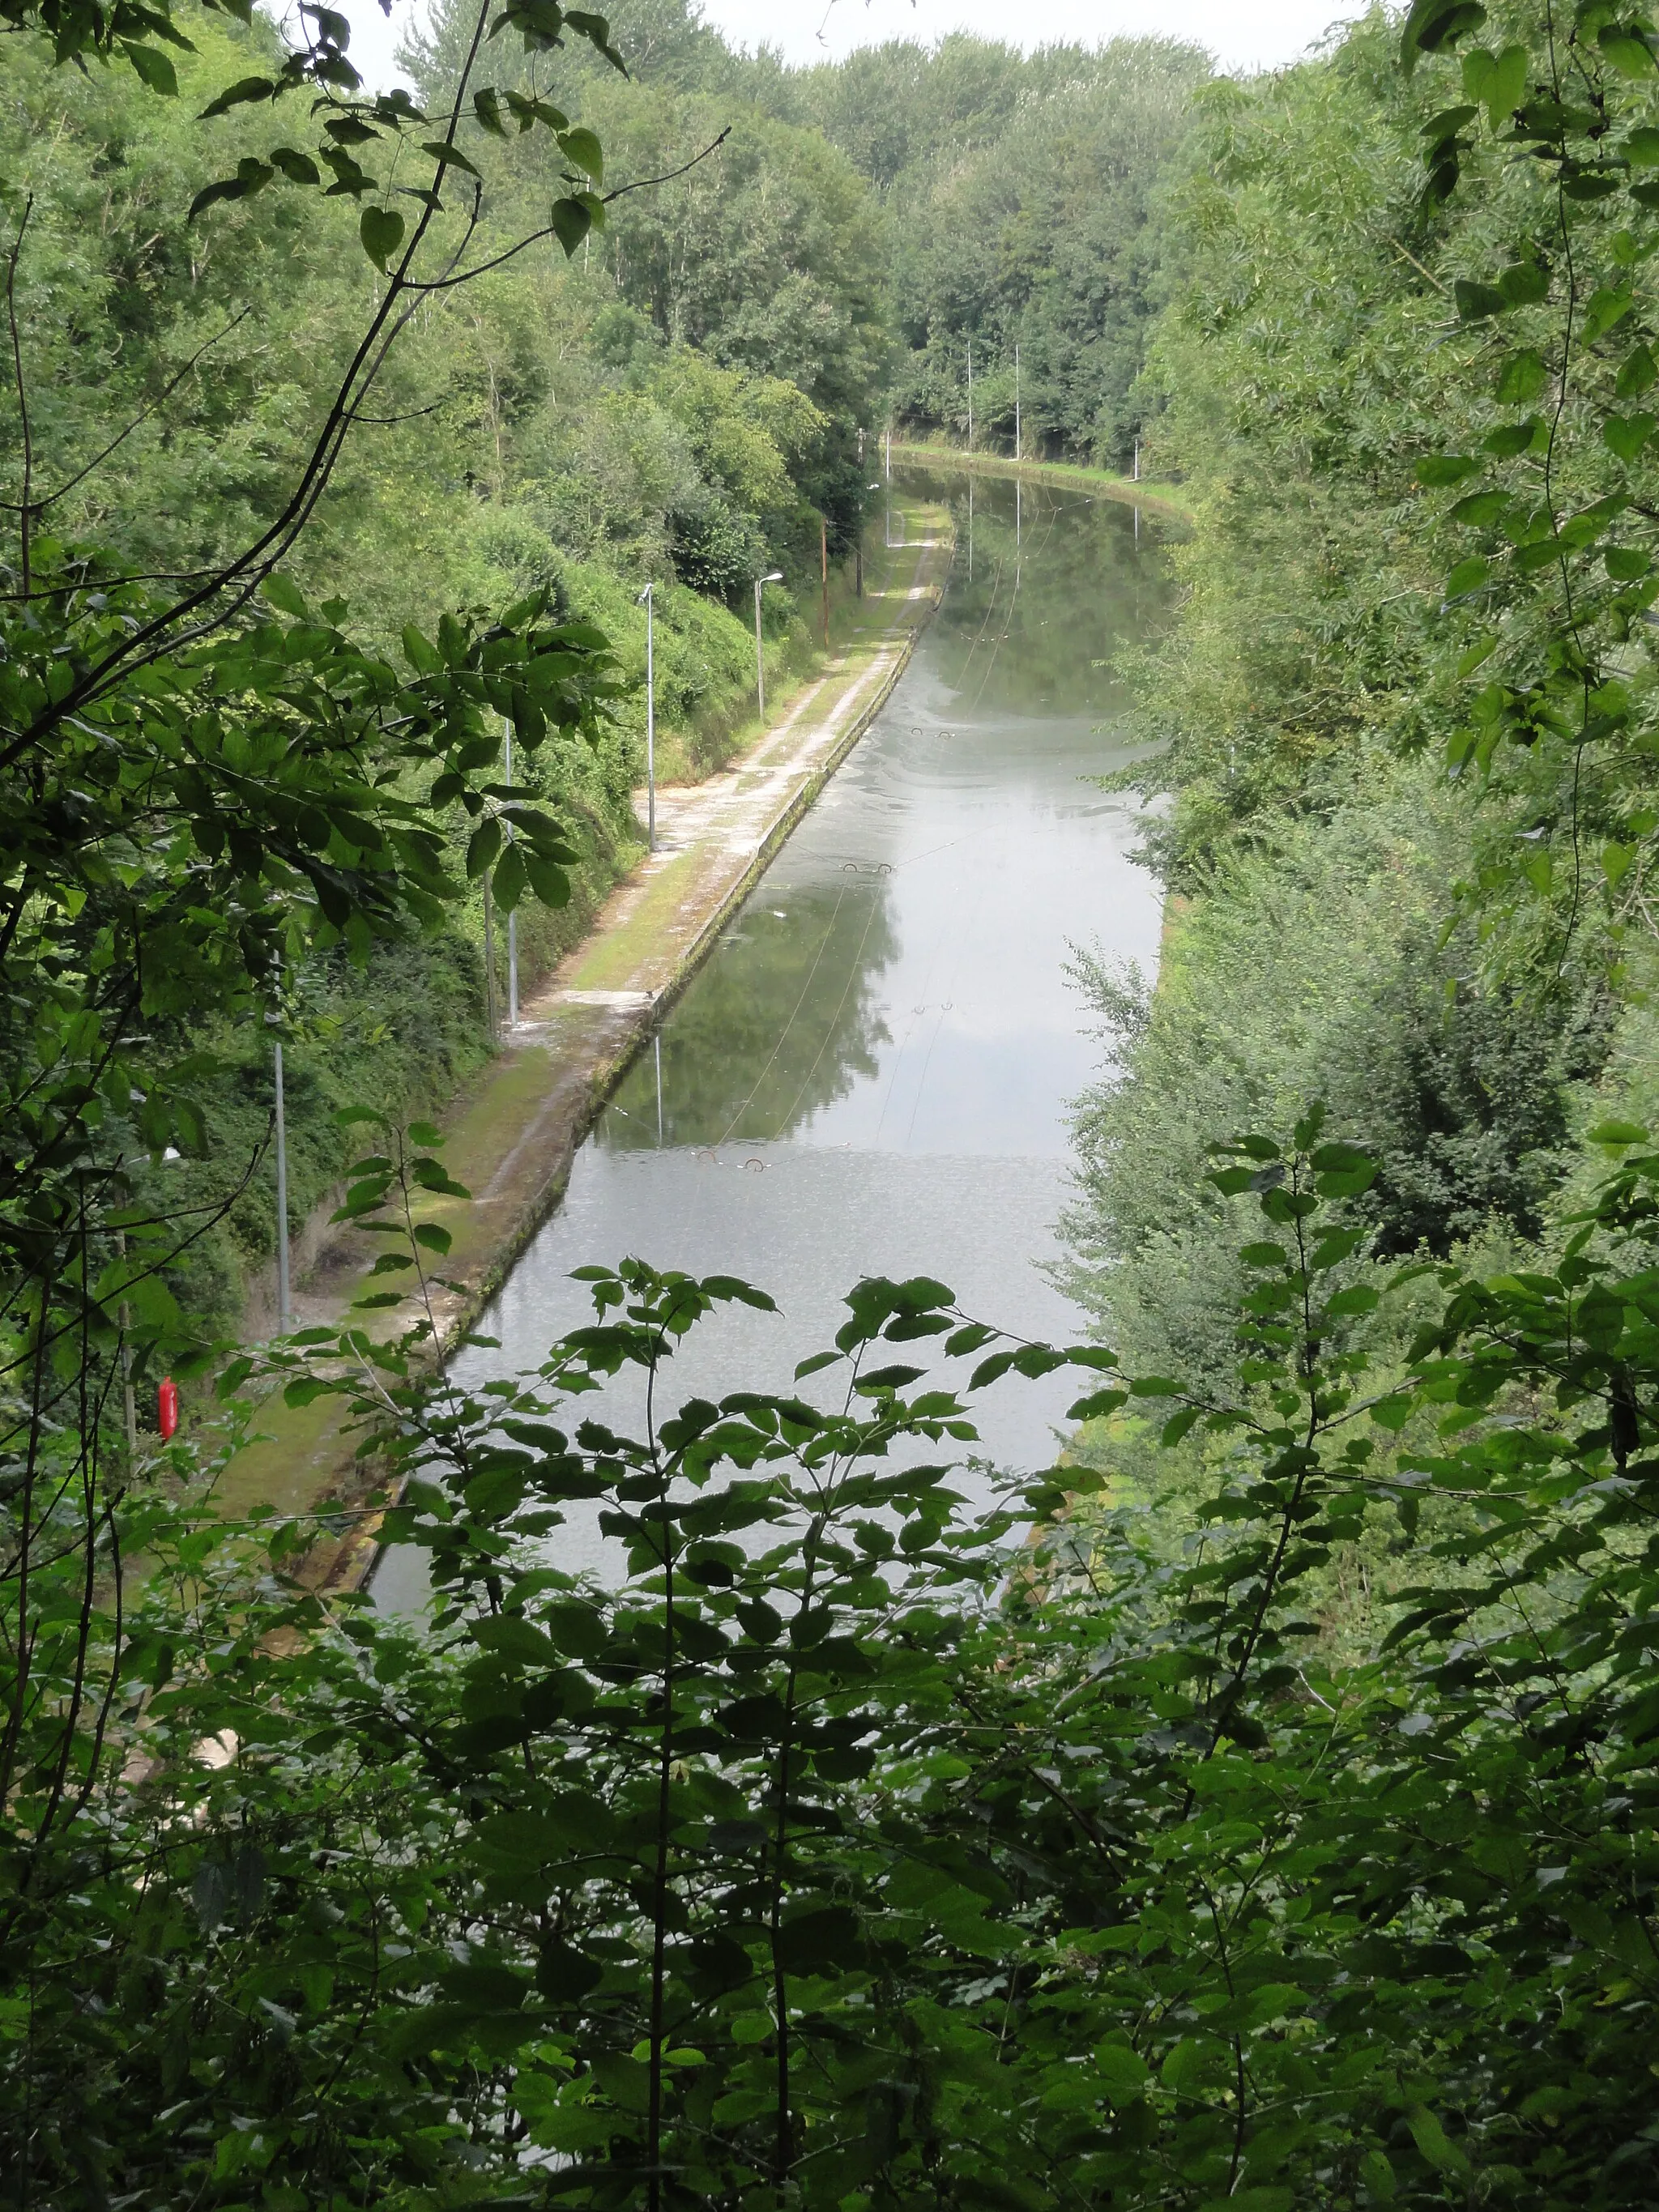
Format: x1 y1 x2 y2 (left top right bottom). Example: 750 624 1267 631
213 514 953 1585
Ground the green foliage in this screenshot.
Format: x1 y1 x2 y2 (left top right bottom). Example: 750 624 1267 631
770 33 1209 467
11 1114 1659 2205
1064 768 1613 1387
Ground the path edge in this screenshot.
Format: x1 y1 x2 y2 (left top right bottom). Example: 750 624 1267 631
327 533 954 1599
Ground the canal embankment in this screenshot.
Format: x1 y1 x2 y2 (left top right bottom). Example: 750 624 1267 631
369 462 1180 1592
213 510 953 1590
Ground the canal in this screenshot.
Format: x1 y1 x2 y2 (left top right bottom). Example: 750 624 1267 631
377 464 1175 1599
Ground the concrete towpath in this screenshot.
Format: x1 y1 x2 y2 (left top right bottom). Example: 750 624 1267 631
214 513 953 1587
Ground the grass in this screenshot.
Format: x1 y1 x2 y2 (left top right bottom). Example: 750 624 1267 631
207 511 951 1554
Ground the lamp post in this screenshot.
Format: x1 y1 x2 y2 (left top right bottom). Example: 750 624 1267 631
504 722 518 1029
753 569 782 718
1014 341 1021 463
637 582 656 850
268 1008 291 1336
966 339 973 450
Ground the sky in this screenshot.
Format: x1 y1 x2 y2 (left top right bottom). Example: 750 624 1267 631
313 0 1365 96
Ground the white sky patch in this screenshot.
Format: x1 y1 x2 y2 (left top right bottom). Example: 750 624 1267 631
303 0 1365 98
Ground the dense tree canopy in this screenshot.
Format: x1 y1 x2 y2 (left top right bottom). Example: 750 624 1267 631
13 1 1659 2207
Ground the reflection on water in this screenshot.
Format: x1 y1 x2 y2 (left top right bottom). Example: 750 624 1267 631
597 468 1171 1162
374 471 1175 1603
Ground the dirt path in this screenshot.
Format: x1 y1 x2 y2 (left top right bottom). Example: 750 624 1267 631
214 516 953 1586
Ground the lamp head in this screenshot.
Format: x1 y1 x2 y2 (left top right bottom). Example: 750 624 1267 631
637 582 652 604
757 570 783 586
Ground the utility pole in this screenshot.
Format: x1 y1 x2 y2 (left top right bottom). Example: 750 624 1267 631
504 723 518 1029
483 876 497 1042
966 340 973 450
637 582 656 850
753 569 781 717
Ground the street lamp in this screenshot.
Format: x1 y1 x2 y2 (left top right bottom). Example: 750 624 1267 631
753 571 783 719
504 721 518 1027
266 1005 291 1336
637 582 656 850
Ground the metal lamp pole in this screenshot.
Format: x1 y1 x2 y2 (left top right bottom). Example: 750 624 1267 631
1014 341 1021 462
753 569 782 718
859 487 879 595
966 339 973 450
637 582 656 850
269 1009 291 1336
504 722 518 1029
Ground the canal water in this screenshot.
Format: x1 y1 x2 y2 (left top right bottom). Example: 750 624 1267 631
376 465 1174 1601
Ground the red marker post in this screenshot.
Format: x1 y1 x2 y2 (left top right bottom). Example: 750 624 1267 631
157 1377 179 1442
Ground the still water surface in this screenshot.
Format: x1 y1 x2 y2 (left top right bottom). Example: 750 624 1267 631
376 468 1172 1600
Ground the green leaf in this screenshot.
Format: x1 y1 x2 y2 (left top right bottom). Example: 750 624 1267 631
121 39 178 92
269 146 322 185
1584 284 1635 345
262 573 309 619
492 842 527 912
557 126 603 182
1448 488 1508 526
1417 454 1482 485
1589 1119 1649 1145
1454 278 1509 321
474 87 508 134
1496 348 1547 403
523 850 571 906
1401 0 1488 74
466 819 502 880
189 159 275 220
549 194 593 256
1482 419 1537 456
360 205 406 271
1618 341 1658 399
1461 40 1527 126
1445 556 1490 597
1604 412 1656 462
1405 2106 1470 2176
1601 25 1657 76
198 73 275 117
421 139 482 177
774 1904 860 1974
1497 259 1548 306
1093 2040 1150 2103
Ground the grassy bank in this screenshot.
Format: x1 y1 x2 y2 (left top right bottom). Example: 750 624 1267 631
168 513 933 1353
889 439 1195 522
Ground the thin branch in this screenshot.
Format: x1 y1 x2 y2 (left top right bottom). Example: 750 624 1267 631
3 196 35 596
0 309 251 521
403 128 733 297
0 0 499 774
